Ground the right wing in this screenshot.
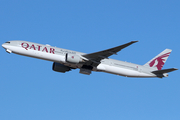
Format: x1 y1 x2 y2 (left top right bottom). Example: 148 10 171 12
82 41 138 66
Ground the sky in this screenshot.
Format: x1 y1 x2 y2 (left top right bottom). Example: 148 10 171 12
0 0 180 120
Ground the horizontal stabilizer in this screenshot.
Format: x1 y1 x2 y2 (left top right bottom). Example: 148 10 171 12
152 68 178 74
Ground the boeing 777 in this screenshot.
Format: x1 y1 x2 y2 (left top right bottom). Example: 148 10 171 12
2 40 178 78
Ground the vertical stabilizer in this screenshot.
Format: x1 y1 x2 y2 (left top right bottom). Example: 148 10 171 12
144 49 172 70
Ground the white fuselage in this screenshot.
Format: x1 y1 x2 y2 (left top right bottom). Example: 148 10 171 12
2 41 157 78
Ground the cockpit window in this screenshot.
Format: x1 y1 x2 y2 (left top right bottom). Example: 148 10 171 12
5 42 10 44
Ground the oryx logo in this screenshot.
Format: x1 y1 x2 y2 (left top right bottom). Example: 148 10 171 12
149 52 171 70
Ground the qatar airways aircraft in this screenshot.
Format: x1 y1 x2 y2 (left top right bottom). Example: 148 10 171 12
2 40 178 78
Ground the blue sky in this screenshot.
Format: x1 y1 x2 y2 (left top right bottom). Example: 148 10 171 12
0 0 180 120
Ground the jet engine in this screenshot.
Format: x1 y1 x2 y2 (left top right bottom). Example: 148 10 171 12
65 53 83 64
52 62 71 73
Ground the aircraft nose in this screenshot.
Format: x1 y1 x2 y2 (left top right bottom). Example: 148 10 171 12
2 42 10 49
2 43 6 48
2 43 12 53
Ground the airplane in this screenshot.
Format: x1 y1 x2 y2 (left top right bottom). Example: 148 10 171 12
2 40 178 78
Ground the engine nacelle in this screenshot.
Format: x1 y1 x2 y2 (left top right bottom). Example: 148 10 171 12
65 53 82 64
52 62 71 73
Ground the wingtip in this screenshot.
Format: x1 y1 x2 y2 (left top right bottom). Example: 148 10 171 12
131 40 139 43
173 68 178 70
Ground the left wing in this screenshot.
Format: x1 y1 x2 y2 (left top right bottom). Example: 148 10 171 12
82 41 138 66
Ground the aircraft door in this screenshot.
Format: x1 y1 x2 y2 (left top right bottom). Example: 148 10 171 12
137 66 142 72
